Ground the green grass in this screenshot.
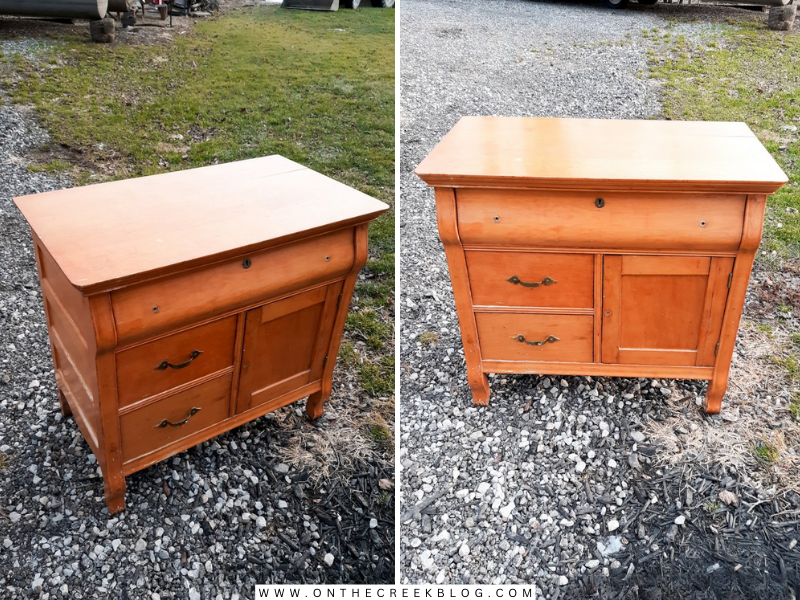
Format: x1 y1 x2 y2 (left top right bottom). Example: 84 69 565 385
790 393 800 421
4 6 394 397
753 440 780 464
651 22 800 257
418 331 438 346
359 355 394 397
772 353 800 382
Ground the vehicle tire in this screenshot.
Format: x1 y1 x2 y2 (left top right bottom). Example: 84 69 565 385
371 0 395 6
342 0 361 7
603 0 629 8
637 0 659 5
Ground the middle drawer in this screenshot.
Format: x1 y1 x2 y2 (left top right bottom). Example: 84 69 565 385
466 251 594 309
116 316 237 408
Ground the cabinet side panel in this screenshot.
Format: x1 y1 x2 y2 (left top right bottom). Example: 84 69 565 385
34 236 102 452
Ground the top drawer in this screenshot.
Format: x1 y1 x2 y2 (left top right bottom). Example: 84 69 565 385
455 189 746 252
112 228 355 344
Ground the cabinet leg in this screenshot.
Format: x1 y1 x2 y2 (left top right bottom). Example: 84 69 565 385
306 390 328 420
58 389 72 417
705 372 729 414
103 475 126 514
468 371 491 406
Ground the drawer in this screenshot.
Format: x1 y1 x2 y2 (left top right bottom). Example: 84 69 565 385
120 374 231 464
476 313 593 362
116 316 237 408
456 189 746 252
111 228 356 344
466 251 594 309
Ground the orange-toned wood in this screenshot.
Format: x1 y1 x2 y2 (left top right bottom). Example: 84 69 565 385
305 224 371 419
482 360 713 380
14 156 387 294
475 313 594 363
111 228 355 345
435 187 490 405
466 251 594 309
456 189 746 252
123 379 323 476
236 283 342 413
419 117 785 411
14 157 387 513
706 195 767 413
120 375 232 464
116 316 237 408
593 254 603 363
416 117 787 193
602 255 732 367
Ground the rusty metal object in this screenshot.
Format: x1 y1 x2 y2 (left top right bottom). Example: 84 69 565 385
0 0 108 19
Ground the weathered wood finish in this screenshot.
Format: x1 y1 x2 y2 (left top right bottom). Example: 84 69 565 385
417 117 786 413
15 157 388 513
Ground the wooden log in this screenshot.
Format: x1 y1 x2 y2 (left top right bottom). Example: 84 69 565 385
0 0 108 19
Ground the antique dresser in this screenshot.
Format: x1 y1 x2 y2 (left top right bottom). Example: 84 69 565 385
416 117 786 413
15 156 388 513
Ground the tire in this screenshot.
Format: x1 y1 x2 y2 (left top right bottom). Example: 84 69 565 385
341 0 361 7
602 0 629 7
371 0 395 6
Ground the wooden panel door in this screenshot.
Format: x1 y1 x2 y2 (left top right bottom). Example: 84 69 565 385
236 282 342 413
601 255 733 367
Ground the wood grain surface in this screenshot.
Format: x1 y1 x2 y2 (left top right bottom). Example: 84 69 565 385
14 156 388 293
416 117 787 192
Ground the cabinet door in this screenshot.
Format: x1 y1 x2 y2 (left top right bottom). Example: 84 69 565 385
601 255 732 367
236 282 342 413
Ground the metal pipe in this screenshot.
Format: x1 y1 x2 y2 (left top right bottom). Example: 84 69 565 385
0 0 108 19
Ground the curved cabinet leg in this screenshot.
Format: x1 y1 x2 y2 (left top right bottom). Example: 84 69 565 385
705 371 728 414
306 389 328 420
58 389 72 417
103 474 126 514
468 370 490 406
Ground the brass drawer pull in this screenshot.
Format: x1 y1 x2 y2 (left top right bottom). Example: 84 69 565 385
512 334 560 346
154 407 201 429
507 275 557 288
154 349 203 371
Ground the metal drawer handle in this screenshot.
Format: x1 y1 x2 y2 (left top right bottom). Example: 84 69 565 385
154 407 201 429
154 350 203 371
507 275 557 288
512 334 560 346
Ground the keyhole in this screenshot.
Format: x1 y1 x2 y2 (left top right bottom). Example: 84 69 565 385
325 255 330 262
242 258 252 269
152 306 159 314
595 198 605 208
699 221 707 228
494 216 500 223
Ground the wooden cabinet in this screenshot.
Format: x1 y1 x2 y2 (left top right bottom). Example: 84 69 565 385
416 117 787 413
14 156 388 513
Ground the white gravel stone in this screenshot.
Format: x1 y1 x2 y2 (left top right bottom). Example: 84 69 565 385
323 553 335 567
607 519 620 532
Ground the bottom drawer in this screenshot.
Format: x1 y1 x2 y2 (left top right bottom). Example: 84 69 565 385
476 313 593 363
120 375 231 463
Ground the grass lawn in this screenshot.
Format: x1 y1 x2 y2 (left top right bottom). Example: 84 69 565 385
3 6 394 412
650 21 800 258
650 20 800 412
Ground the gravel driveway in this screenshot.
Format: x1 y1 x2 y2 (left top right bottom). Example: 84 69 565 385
399 1 800 597
0 54 393 597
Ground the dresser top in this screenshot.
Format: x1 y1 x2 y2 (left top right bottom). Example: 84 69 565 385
415 117 787 193
15 156 388 293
